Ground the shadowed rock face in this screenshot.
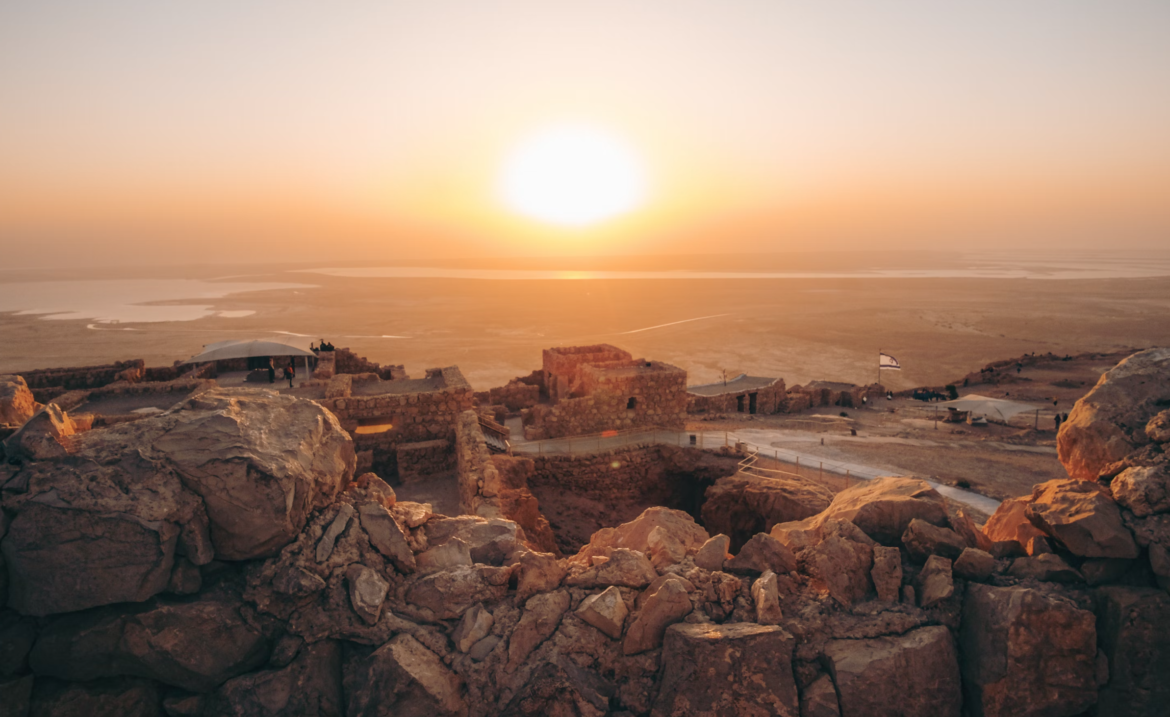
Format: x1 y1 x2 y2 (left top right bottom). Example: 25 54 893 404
815 477 948 545
825 625 961 717
1 388 354 615
1058 347 1170 481
701 471 832 550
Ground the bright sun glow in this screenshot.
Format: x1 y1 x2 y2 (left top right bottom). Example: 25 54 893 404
500 125 647 227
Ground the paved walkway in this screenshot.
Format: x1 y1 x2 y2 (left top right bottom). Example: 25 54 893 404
510 424 1003 515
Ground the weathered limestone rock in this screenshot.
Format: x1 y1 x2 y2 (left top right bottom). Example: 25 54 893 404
901 519 967 562
646 525 685 570
344 635 467 717
405 565 512 620
960 584 1098 717
154 390 355 560
1122 511 1170 588
507 590 570 668
953 547 996 582
751 570 783 624
356 501 415 573
499 656 613 717
513 549 566 602
425 515 525 566
1112 465 1170 517
205 640 342 717
653 622 799 717
575 506 709 563
566 548 657 588
0 375 36 427
818 477 948 544
1025 479 1138 558
452 603 494 652
825 625 961 717
623 578 693 655
948 509 993 552
316 503 354 563
692 533 731 571
916 555 953 608
166 558 202 595
3 404 78 461
392 501 433 529
770 517 823 551
871 545 903 602
0 612 35 675
349 472 396 508
345 565 389 625
29 677 163 717
467 635 500 662
1007 553 1084 583
801 674 840 717
982 497 1048 549
28 589 269 693
416 537 473 574
700 471 832 548
725 532 797 574
800 533 874 606
1147 409 1170 443
1057 347 1170 481
576 586 629 639
1080 557 1133 586
1095 586 1170 717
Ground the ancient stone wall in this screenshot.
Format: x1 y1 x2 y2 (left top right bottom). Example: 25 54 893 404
396 439 453 483
542 344 631 400
687 379 787 415
529 446 670 503
19 360 146 402
332 347 406 380
456 410 501 518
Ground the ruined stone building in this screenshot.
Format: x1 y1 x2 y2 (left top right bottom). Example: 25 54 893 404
522 345 687 440
686 374 787 415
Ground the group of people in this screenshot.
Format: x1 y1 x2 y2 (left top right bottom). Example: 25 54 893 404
312 339 335 352
266 357 298 387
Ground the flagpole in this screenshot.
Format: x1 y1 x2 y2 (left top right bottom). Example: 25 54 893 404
877 349 881 386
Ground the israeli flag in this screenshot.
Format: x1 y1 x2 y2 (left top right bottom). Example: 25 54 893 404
879 353 901 370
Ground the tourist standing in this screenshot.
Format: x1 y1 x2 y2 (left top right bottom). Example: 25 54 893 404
267 357 276 384
284 360 295 388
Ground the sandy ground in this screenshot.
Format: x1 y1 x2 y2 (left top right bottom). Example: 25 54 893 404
2 265 1169 392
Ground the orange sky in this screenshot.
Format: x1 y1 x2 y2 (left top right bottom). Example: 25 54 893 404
2 2 1168 266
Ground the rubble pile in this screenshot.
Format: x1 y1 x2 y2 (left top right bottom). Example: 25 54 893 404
0 349 1168 716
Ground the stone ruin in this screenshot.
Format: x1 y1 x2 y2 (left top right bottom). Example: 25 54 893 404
0 347 1168 715
521 345 688 440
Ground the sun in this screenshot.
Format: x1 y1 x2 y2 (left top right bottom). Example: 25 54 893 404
499 125 647 227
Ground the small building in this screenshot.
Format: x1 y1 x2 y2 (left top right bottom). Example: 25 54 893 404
686 374 787 415
523 344 687 440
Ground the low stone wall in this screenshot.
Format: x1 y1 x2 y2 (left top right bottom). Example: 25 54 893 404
478 381 541 413
530 446 670 503
395 439 453 483
332 347 406 380
20 360 146 402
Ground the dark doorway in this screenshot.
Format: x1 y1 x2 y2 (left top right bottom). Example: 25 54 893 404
736 395 745 412
749 392 758 414
627 396 637 410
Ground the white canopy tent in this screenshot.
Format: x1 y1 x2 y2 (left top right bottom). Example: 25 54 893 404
937 394 1041 422
182 338 316 379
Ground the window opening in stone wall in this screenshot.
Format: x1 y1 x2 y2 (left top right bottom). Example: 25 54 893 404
749 392 758 414
627 396 637 410
736 395 745 412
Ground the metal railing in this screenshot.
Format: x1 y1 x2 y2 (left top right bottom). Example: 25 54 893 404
512 426 734 456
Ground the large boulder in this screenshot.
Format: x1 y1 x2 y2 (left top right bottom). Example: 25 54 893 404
652 622 799 717
824 625 961 717
701 472 832 550
152 389 355 560
1057 347 1170 481
799 529 874 607
344 634 467 717
573 507 708 564
0 375 36 427
724 533 797 575
423 515 525 566
1111 465 1170 517
1095 586 1170 717
204 640 343 717
960 584 1098 717
405 565 513 621
1 389 355 615
1025 479 1138 559
815 477 948 544
3 404 82 461
901 519 966 562
623 578 693 655
981 497 1047 548
28 588 268 692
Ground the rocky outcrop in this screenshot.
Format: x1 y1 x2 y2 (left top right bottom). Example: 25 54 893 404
0 375 37 427
981 497 1047 552
1111 465 1170 517
654 622 799 717
815 477 948 544
345 634 468 716
961 584 1099 717
1057 347 1170 481
701 471 832 549
824 626 961 717
1025 479 1139 558
1095 586 1170 717
204 639 343 717
1 389 354 615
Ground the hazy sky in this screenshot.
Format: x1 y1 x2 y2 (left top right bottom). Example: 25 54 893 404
2 1 1168 266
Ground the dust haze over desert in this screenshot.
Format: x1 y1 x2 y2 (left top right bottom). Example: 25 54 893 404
3 3 1170 717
